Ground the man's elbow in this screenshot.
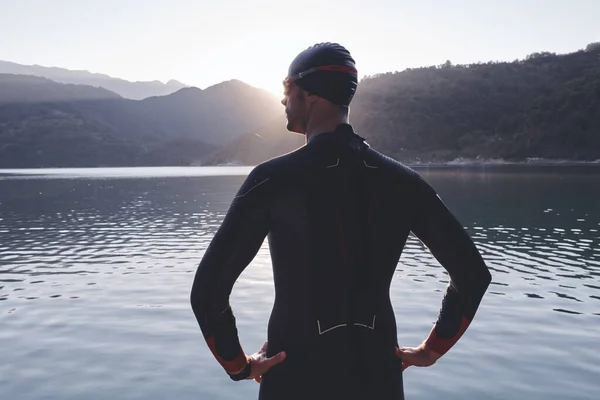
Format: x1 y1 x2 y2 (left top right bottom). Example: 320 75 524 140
466 260 492 297
484 267 492 285
479 263 492 294
190 284 203 314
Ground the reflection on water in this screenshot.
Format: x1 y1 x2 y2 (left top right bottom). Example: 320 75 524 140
0 166 599 400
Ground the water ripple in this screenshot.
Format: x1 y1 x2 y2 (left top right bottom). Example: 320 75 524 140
1 167 600 400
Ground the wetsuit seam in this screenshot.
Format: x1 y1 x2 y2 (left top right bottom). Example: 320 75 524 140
234 177 270 199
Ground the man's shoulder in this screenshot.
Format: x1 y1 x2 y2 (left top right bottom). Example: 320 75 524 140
238 145 309 195
364 146 438 203
252 144 311 177
364 146 425 184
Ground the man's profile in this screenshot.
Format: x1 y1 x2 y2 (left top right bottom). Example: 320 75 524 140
190 42 492 400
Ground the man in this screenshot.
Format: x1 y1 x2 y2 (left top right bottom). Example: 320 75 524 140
190 43 492 400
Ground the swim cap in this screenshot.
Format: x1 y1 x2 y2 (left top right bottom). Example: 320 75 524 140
286 42 358 107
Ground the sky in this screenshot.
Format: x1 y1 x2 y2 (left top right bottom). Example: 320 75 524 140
1 0 599 95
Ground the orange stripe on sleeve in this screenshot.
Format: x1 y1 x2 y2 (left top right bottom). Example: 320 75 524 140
206 336 248 374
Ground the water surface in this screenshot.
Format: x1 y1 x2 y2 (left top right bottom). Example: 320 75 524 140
1 166 599 399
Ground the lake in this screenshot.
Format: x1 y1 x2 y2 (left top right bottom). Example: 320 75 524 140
0 165 599 400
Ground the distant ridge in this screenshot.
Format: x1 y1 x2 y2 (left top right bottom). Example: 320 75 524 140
0 60 189 100
0 74 282 168
2 43 600 168
202 44 600 165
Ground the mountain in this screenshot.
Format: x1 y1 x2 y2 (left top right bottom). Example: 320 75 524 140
0 74 121 104
200 115 305 165
349 44 600 162
202 44 600 165
3 43 600 168
508 68 600 160
137 80 282 145
0 60 188 100
0 75 281 167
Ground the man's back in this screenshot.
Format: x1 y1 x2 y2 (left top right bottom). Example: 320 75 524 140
191 123 491 400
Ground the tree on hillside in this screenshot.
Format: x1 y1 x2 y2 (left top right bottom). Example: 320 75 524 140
585 42 600 52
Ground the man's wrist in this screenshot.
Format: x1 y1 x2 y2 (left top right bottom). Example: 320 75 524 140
228 357 252 381
421 342 442 362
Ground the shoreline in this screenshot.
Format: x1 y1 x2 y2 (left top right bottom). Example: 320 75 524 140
1 158 600 173
406 157 600 167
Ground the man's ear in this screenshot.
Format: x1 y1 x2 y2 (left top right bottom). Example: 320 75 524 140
305 92 320 105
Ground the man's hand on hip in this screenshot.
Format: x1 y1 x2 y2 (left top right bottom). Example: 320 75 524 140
395 344 441 372
248 341 286 383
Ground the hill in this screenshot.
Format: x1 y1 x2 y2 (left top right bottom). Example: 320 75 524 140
3 43 600 168
202 44 600 165
137 80 281 145
0 74 121 104
0 60 188 100
200 115 305 165
0 75 281 167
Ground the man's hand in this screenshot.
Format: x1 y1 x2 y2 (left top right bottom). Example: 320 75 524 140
248 341 286 383
395 344 441 372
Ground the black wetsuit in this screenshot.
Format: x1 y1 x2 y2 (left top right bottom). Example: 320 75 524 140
190 123 492 400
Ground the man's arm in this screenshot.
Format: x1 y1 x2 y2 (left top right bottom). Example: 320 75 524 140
190 167 271 376
410 178 492 357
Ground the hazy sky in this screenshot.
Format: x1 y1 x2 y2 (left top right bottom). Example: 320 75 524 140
1 0 599 95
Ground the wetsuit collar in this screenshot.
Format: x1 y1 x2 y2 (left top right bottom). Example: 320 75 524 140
307 123 363 145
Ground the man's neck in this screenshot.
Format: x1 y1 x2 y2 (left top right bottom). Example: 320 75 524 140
305 114 350 142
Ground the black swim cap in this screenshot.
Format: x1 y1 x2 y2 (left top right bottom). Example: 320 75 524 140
287 42 358 107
